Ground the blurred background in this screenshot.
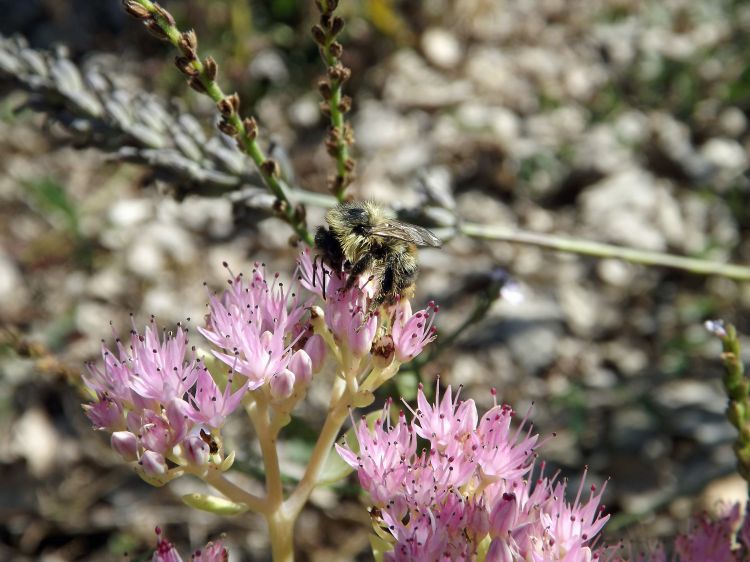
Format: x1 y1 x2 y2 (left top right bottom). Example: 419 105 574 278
1 0 750 560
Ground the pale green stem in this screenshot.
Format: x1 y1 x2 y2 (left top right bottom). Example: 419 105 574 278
246 396 284 508
268 511 295 562
284 398 349 518
460 222 750 281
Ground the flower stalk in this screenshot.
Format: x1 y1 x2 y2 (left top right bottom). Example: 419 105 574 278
121 0 312 245
312 0 355 200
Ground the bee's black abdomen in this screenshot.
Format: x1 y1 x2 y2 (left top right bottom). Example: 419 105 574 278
315 226 345 271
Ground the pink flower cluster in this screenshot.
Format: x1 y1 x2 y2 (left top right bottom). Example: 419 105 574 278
609 502 750 562
83 253 437 477
83 319 248 478
336 385 610 561
297 248 436 361
151 527 227 562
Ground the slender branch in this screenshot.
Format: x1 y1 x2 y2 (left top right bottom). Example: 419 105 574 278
312 0 355 200
285 400 349 518
121 0 313 245
191 466 269 515
246 396 284 507
460 222 750 281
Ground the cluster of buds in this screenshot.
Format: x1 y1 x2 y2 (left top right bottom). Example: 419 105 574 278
312 0 356 195
336 384 610 561
82 319 246 484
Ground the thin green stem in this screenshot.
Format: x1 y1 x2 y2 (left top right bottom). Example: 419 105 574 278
312 1 354 199
127 0 313 245
460 222 750 281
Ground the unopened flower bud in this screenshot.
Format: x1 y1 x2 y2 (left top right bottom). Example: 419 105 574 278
152 2 175 26
140 450 168 476
329 41 343 59
243 117 258 140
261 159 280 178
183 435 210 466
188 76 208 94
144 19 170 41
270 369 295 401
489 493 518 536
330 16 344 36
111 431 138 461
290 350 313 386
303 334 326 373
485 539 514 562
371 335 395 368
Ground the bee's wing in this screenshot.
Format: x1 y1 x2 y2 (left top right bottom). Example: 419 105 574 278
370 220 442 247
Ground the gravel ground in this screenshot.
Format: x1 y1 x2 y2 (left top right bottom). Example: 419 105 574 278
1 0 750 560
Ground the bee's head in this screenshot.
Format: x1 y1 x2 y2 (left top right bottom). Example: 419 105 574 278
328 202 376 236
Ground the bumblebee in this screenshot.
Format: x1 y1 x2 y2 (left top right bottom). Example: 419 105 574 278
314 201 441 313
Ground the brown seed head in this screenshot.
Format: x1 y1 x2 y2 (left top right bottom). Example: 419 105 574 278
311 25 327 46
243 117 258 140
179 30 198 59
152 3 176 26
217 119 239 136
122 0 151 20
203 56 218 81
329 41 343 59
175 56 199 77
338 95 352 113
188 76 208 94
261 160 281 178
144 19 170 41
330 16 344 37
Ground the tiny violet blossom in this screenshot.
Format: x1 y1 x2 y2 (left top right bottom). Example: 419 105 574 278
337 384 610 561
151 527 228 562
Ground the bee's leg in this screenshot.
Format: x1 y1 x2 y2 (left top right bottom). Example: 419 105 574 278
366 264 394 315
314 227 344 272
345 254 374 291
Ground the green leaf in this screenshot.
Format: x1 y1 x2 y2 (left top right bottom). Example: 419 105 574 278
181 493 248 515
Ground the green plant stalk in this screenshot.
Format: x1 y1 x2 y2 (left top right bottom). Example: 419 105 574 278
131 0 313 245
715 324 750 483
460 222 750 281
321 46 350 202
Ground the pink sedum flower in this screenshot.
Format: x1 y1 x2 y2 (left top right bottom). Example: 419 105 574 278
337 384 611 562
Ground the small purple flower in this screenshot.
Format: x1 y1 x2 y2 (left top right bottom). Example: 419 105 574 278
151 528 228 562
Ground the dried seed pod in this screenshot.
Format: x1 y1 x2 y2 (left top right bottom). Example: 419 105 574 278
217 119 238 136
319 101 331 117
122 0 151 20
338 95 352 113
144 19 170 41
273 198 289 215
243 117 258 140
317 79 332 99
329 41 343 59
178 30 198 59
330 16 344 37
344 158 355 173
217 97 234 117
261 159 280 178
187 76 208 94
311 25 327 46
151 3 176 26
203 56 218 81
175 56 198 77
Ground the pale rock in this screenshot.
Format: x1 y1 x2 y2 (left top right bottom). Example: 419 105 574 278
421 27 462 69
